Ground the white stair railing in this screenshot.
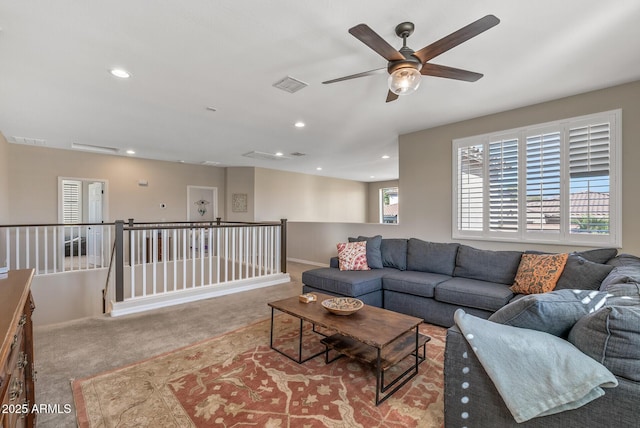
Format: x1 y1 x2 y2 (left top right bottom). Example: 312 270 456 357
109 219 288 316
1 223 114 274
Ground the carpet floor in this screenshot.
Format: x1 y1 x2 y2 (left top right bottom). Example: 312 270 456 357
72 315 446 427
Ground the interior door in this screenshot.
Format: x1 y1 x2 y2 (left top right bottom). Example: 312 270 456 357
87 182 104 265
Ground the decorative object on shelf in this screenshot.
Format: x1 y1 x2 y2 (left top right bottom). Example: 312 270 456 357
298 293 317 303
232 193 248 212
321 297 364 315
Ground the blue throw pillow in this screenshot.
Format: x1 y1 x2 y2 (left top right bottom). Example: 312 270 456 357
348 235 383 269
489 289 610 338
555 255 614 290
569 305 640 381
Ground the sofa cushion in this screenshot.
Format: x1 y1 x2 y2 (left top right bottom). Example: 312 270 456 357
336 241 370 271
574 248 618 264
380 238 408 271
435 277 514 312
510 253 568 294
382 271 451 298
348 235 383 269
453 245 522 285
301 267 386 297
406 238 459 276
489 289 610 338
569 305 640 381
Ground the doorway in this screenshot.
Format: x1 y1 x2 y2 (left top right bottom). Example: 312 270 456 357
58 177 109 268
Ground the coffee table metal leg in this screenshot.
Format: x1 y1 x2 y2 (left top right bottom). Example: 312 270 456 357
269 308 326 364
376 328 427 405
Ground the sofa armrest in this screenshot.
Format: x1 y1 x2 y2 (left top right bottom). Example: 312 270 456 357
330 256 339 268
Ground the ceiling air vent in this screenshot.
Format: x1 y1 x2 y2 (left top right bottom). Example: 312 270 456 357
201 161 221 166
71 143 119 154
243 151 290 161
272 76 308 93
290 152 306 157
10 136 46 145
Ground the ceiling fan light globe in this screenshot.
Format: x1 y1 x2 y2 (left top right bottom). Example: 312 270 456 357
388 67 421 95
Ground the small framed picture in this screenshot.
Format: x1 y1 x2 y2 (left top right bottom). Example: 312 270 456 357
232 193 248 212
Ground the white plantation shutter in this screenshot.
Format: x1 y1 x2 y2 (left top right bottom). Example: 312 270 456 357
457 145 484 231
525 132 561 232
63 180 82 224
453 109 620 246
489 138 518 232
568 121 611 235
569 122 610 178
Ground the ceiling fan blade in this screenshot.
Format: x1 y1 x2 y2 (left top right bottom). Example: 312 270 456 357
322 67 386 84
413 15 500 64
420 63 483 82
349 24 406 62
386 90 399 103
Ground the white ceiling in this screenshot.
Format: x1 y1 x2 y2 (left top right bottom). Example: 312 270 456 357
1 1 639 182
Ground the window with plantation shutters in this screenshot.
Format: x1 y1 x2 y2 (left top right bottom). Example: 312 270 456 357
453 109 620 246
62 180 82 224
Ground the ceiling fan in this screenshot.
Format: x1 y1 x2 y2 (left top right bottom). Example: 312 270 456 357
323 15 500 102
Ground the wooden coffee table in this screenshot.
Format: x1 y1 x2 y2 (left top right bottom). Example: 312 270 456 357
268 293 430 405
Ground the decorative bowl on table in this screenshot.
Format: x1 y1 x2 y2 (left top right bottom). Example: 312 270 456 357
321 297 364 316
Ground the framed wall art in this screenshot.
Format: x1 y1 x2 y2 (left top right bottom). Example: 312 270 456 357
232 193 248 213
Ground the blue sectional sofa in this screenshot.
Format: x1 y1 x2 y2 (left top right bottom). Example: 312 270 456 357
303 235 639 426
301 236 618 327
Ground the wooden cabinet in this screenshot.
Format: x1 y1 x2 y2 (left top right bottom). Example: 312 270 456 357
0 270 36 428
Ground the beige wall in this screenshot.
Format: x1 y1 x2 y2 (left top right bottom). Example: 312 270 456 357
399 80 640 254
225 167 255 221
367 180 399 223
7 144 226 223
253 168 368 222
0 134 9 223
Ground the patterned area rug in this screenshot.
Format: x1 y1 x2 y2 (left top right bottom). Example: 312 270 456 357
73 315 446 427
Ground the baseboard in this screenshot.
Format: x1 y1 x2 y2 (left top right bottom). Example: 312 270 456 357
287 258 329 268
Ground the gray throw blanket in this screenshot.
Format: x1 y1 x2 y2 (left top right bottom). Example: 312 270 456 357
454 309 618 423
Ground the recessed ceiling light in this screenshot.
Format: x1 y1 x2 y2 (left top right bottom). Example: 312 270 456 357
316 167 322 171
126 149 136 155
275 152 284 157
370 175 376 179
294 121 305 128
382 155 390 159
110 68 131 78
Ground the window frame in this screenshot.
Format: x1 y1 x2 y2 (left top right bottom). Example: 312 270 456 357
452 109 621 247
380 186 399 224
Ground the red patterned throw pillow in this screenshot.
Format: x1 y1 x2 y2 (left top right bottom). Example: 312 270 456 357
510 253 569 294
337 241 371 271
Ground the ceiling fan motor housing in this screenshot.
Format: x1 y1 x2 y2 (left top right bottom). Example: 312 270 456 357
387 46 422 74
